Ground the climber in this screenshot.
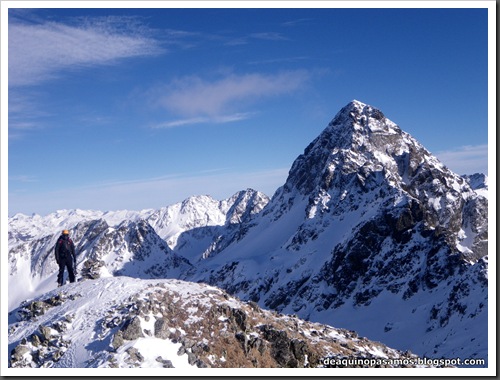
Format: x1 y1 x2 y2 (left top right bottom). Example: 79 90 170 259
54 229 77 287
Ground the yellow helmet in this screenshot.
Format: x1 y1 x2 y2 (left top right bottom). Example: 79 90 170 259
62 230 70 235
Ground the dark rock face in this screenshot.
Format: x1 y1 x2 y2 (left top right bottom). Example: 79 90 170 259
153 318 170 339
258 325 312 367
120 317 144 341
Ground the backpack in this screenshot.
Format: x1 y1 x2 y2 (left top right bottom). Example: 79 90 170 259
58 238 73 257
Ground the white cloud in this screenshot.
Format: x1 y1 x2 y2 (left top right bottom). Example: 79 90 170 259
8 17 162 87
435 144 488 175
156 71 310 118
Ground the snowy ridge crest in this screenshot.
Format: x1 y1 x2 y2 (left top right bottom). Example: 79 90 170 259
9 277 440 369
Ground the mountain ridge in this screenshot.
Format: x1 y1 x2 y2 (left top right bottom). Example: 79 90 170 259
8 100 489 368
9 276 444 369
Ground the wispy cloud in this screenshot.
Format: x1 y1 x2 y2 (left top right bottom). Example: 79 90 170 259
8 90 52 138
280 18 314 27
8 16 163 87
224 37 249 46
9 175 38 183
154 70 310 123
249 32 289 41
248 56 310 65
152 113 253 129
435 144 488 175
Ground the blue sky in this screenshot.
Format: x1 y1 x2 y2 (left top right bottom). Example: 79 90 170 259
4 2 493 216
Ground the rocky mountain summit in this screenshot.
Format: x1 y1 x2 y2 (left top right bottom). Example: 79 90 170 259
186 101 488 362
8 100 488 368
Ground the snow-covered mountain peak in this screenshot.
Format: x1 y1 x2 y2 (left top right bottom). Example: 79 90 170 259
274 100 479 217
327 99 400 136
336 99 370 115
348 98 366 107
207 102 488 359
282 100 403 195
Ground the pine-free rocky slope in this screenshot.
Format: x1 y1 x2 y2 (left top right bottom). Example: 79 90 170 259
8 100 488 368
9 277 438 369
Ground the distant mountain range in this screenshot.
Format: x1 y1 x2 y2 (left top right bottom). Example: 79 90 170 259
8 100 488 369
